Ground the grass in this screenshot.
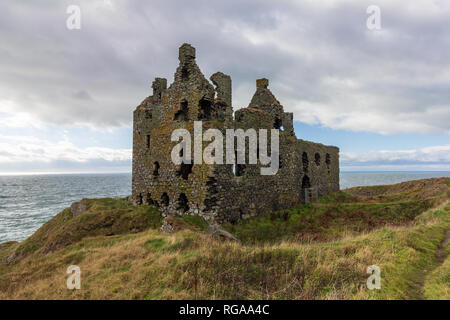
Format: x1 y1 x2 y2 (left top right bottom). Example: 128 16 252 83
0 178 448 300
182 214 209 231
424 253 450 299
223 199 435 244
13 198 162 258
423 218 450 300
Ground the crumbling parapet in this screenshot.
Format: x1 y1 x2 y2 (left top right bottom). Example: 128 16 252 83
210 72 232 107
247 78 296 137
152 77 167 103
256 78 269 89
210 72 233 121
178 43 196 63
282 112 295 136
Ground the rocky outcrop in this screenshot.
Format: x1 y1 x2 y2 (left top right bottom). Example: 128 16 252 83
71 199 89 217
160 218 175 233
6 251 17 265
208 224 240 242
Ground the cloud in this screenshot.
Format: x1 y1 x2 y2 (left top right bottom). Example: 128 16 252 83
341 144 450 170
0 109 46 129
0 134 131 173
72 90 93 101
0 0 449 134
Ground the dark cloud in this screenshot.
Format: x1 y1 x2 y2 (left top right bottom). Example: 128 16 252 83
0 0 449 133
72 90 92 100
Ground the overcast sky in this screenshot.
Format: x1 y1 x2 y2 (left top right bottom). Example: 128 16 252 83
0 0 449 174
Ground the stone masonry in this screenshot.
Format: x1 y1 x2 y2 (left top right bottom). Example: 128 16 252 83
132 43 339 223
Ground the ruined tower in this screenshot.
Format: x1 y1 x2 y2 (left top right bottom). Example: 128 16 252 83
132 43 339 223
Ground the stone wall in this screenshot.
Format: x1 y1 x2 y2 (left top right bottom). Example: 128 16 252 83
132 43 339 223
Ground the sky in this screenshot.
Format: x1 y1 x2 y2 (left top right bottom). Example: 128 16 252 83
0 0 449 174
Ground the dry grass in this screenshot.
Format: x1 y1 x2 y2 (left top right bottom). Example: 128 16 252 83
0 178 449 300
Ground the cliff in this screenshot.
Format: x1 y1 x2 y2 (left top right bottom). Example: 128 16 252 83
0 178 449 299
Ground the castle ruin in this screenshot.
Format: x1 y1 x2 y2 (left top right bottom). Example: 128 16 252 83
132 43 339 223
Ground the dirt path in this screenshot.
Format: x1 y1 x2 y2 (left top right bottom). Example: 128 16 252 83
416 229 450 299
436 230 450 263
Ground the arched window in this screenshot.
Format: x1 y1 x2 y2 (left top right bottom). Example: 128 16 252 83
198 99 212 120
177 163 193 180
181 67 189 81
315 153 320 166
301 175 312 202
302 175 311 189
144 109 152 120
302 152 309 172
174 100 189 121
153 161 160 177
236 164 245 176
161 193 169 207
325 153 331 174
274 118 282 129
177 193 189 213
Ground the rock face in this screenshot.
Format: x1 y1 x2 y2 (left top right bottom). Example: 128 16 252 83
6 250 17 265
71 199 89 217
208 224 240 242
160 218 174 233
131 43 339 224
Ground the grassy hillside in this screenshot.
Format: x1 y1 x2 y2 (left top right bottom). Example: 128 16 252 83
0 178 448 300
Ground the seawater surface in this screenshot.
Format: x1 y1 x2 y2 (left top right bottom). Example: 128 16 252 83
0 174 131 243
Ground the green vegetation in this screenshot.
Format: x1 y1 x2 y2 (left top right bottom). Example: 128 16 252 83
14 198 162 258
0 178 448 300
182 214 209 231
223 199 435 244
423 223 450 300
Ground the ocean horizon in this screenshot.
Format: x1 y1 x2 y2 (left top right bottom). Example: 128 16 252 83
0 171 449 243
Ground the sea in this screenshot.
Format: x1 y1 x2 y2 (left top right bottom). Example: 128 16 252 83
0 171 448 243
